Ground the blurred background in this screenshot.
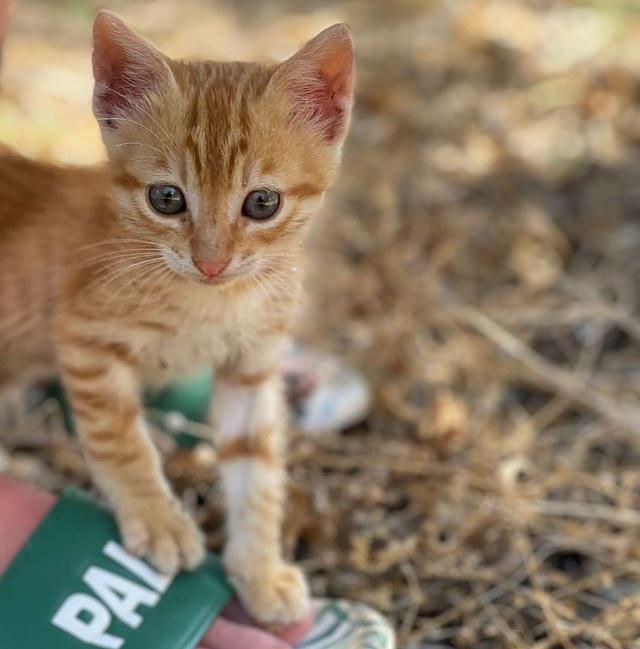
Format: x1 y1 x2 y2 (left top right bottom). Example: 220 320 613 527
2 0 640 647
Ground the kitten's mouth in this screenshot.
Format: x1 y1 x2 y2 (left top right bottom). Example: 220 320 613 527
198 275 227 285
195 271 243 286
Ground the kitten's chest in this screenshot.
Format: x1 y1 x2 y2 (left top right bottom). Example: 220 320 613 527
133 288 292 383
137 321 233 384
122 275 299 384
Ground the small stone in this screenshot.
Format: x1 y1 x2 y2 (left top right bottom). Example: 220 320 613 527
193 443 217 468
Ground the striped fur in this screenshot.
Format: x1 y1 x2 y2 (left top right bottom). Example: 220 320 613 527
0 11 354 625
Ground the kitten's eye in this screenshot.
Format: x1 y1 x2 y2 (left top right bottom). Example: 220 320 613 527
242 189 281 220
148 184 187 215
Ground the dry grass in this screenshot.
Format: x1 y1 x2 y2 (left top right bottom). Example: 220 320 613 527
3 1 640 647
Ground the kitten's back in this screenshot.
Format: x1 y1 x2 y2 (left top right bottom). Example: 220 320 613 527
0 146 107 230
0 147 110 386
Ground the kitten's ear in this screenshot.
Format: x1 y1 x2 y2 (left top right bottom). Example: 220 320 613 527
92 10 172 124
272 24 354 143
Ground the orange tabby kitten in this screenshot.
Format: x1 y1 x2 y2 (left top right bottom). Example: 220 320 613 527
0 11 354 624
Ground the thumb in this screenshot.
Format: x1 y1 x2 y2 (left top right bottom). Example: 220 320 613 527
201 616 292 649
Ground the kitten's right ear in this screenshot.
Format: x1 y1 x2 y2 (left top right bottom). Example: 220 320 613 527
92 10 172 124
271 24 355 144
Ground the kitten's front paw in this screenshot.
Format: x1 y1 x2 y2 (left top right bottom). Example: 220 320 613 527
117 497 205 574
225 560 310 625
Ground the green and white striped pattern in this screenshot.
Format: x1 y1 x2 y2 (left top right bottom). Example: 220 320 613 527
298 599 395 649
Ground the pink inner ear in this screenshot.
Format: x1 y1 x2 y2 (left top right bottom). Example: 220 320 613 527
282 26 354 142
93 55 140 121
92 12 162 123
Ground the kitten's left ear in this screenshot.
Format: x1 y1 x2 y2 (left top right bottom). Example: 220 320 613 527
92 10 174 125
272 24 355 143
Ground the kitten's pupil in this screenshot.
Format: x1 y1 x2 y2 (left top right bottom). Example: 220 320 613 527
148 184 187 215
242 189 281 220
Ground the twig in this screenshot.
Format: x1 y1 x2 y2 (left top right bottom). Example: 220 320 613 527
399 561 422 638
521 499 640 526
449 302 640 434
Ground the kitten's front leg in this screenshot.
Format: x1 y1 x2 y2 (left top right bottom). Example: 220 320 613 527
57 333 205 574
213 340 309 625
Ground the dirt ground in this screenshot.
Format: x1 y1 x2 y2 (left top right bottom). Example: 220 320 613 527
2 1 640 647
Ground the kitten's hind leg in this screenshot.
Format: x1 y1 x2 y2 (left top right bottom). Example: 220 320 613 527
57 328 205 574
212 339 309 625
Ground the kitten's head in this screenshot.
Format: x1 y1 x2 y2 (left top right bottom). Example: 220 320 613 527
91 11 354 286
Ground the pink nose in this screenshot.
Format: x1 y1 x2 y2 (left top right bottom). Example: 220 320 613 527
192 257 230 280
